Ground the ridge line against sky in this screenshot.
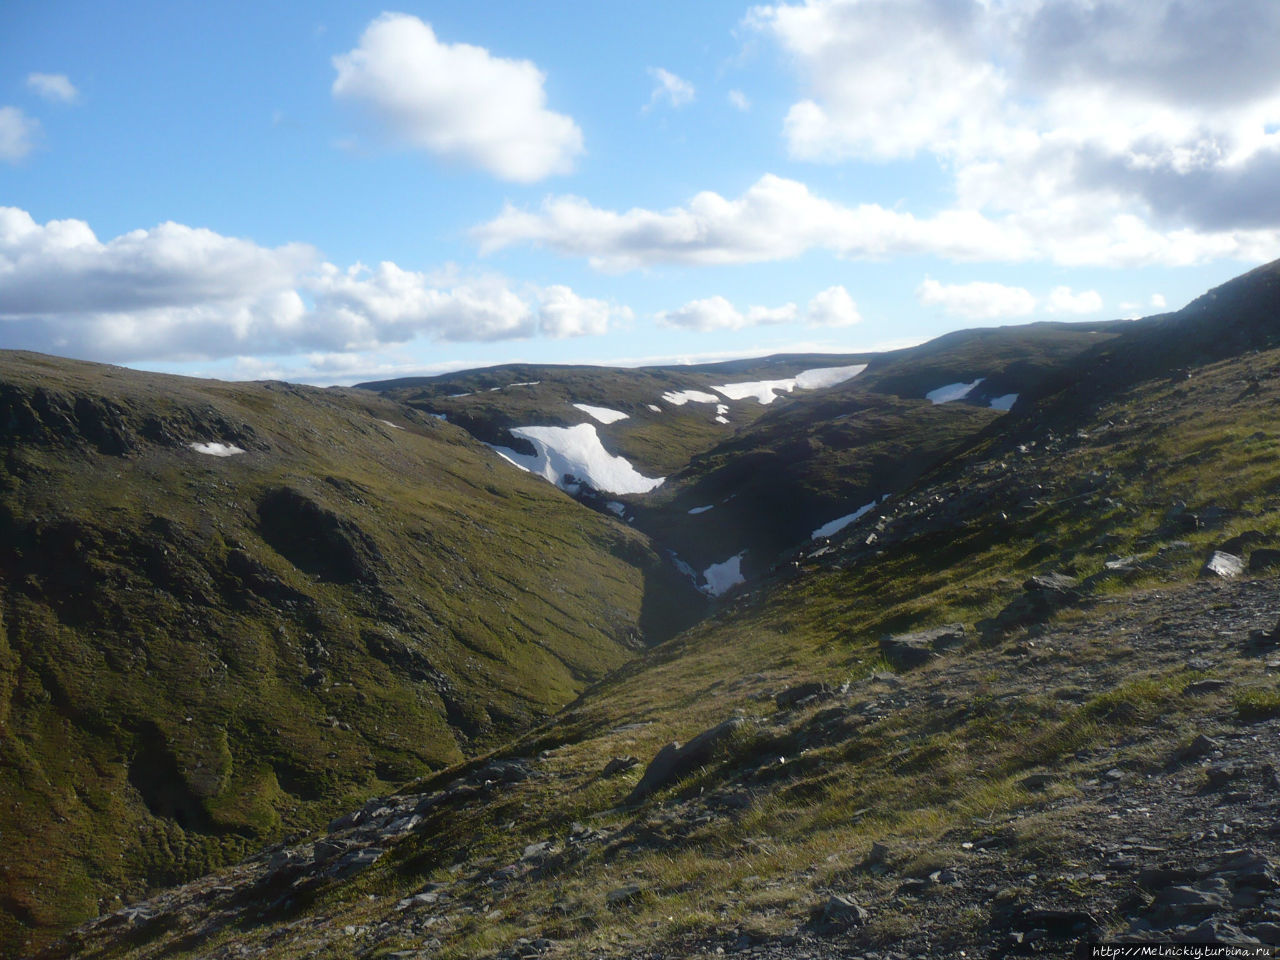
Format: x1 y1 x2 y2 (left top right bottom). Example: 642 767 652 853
2 0 1279 385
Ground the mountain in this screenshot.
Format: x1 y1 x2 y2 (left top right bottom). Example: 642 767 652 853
16 258 1280 959
0 354 697 955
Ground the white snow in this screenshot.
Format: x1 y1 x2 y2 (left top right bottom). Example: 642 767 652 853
489 423 664 495
702 552 746 597
989 393 1019 411
688 505 714 515
713 378 798 404
189 442 245 457
509 381 541 387
647 404 662 413
448 392 472 398
712 364 869 405
573 403 629 424
377 419 405 430
606 501 626 516
926 378 985 404
793 364 868 389
662 389 720 406
811 499 879 539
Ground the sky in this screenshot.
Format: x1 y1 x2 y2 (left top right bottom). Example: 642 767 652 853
3 0 1280 385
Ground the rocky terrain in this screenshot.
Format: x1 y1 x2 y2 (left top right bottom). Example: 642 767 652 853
9 260 1280 958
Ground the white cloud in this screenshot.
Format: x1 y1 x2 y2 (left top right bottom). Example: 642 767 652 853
0 206 622 362
917 278 1038 320
728 89 751 112
26 73 78 104
0 107 38 162
537 285 628 338
646 67 695 111
1150 293 1167 309
476 173 1280 271
746 0 1280 241
656 286 859 331
1046 285 1103 315
806 284 861 326
332 12 583 182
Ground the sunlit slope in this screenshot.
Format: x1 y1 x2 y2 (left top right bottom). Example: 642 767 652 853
0 352 685 955
54 259 1280 959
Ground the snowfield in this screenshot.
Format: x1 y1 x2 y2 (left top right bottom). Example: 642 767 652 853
573 403 629 424
989 393 1019 411
712 364 869 405
662 389 720 406
688 505 714 515
189 442 245 457
702 552 746 596
812 498 879 539
926 379 984 404
489 423 664 495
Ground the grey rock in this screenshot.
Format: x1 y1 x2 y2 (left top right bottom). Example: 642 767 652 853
815 894 868 929
776 681 833 710
606 884 644 905
1200 551 1245 579
327 847 383 879
628 718 751 801
601 756 639 777
1155 877 1231 915
1020 773 1054 791
1250 548 1280 572
880 624 965 669
1177 734 1222 761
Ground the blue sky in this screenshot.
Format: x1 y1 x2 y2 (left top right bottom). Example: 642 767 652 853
3 0 1280 384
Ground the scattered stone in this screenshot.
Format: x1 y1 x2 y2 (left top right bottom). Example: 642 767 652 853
1176 734 1222 761
880 624 966 669
1185 678 1231 695
1249 548 1280 572
1020 773 1054 791
606 884 643 906
776 681 833 710
327 847 383 879
813 894 868 930
1201 551 1245 579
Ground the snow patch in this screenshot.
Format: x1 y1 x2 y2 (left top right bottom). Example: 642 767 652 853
989 393 1018 411
189 442 245 457
926 379 984 404
812 499 879 539
688 505 713 515
714 403 730 424
662 389 719 406
793 364 868 389
489 423 664 495
573 403 629 424
703 552 746 597
647 404 662 413
377 419 405 429
713 364 869 405
606 501 626 517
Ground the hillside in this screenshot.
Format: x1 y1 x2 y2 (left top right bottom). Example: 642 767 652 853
0 354 696 956
41 259 1280 959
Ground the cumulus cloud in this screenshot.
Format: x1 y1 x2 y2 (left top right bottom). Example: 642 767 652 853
917 278 1102 319
332 12 583 182
646 68 695 111
537 285 629 337
746 0 1280 241
26 73 78 104
728 90 751 112
917 279 1038 320
806 285 861 326
0 107 38 162
0 207 615 363
475 173 1279 271
656 285 859 331
1046 285 1103 315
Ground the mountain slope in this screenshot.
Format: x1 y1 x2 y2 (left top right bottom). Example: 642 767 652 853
0 353 694 955
48 260 1280 959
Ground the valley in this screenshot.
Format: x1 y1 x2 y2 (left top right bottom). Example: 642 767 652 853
6 261 1280 958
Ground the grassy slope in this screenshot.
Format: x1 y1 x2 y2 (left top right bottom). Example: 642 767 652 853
0 354 690 955
61 266 1280 958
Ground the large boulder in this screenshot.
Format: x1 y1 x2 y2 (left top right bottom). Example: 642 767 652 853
628 718 750 802
879 624 966 669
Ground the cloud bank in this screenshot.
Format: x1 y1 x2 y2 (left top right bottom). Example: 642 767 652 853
0 208 623 362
